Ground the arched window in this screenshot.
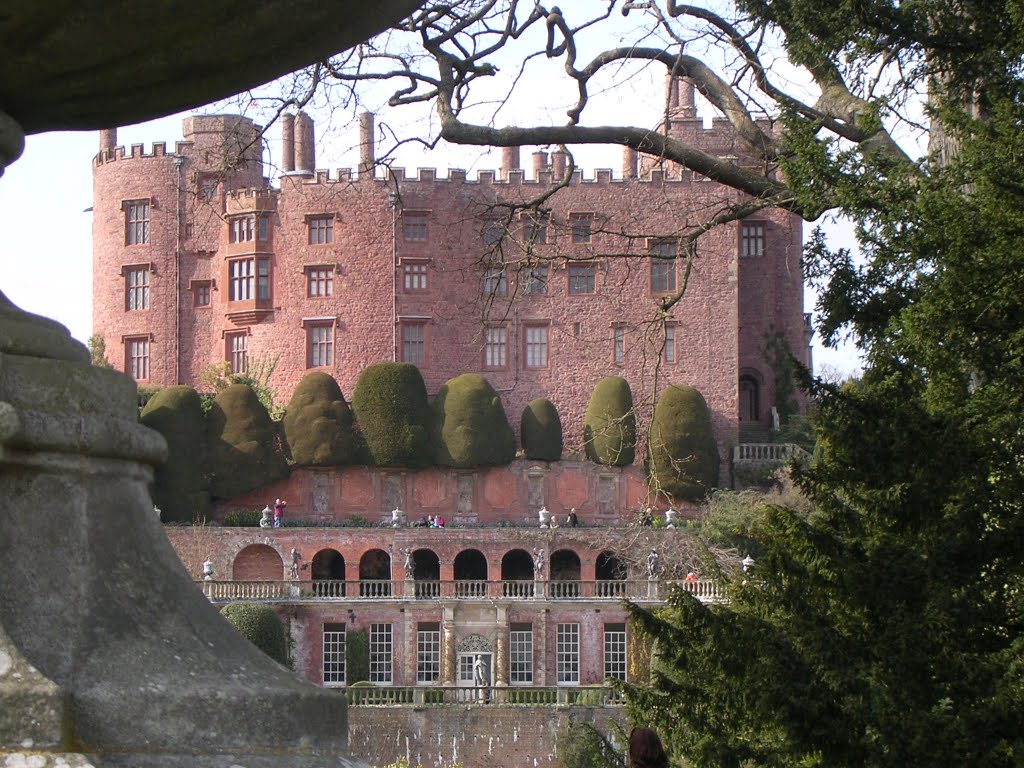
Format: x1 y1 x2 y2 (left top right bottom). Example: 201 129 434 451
412 548 440 599
311 549 345 597
596 551 627 597
454 549 488 597
501 549 535 598
550 549 581 598
359 548 391 598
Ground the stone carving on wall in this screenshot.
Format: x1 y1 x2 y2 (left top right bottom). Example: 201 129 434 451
527 470 545 510
597 473 617 516
311 472 330 520
457 634 493 655
383 475 403 514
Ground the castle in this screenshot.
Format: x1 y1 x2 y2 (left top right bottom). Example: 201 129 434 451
91 78 811 767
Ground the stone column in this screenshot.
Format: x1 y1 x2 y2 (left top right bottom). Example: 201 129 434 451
495 606 508 687
441 609 457 686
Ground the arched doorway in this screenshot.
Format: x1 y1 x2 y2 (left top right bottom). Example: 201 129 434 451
230 543 285 599
501 549 535 598
412 548 440 598
359 548 391 598
311 548 345 597
454 549 488 597
596 551 627 597
550 549 581 598
739 375 760 422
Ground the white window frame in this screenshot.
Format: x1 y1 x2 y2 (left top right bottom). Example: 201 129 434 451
417 623 441 684
323 623 346 687
556 622 580 685
509 625 533 685
369 623 393 684
603 623 627 682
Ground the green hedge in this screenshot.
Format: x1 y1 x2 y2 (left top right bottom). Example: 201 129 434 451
647 384 720 501
583 376 636 466
432 373 515 467
282 371 357 466
351 363 433 468
521 398 562 461
220 602 288 665
140 385 210 523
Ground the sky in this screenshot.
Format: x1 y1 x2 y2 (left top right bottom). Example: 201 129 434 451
0 8 863 377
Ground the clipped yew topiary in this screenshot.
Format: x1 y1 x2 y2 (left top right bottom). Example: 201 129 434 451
521 398 562 461
583 376 636 465
206 383 289 500
282 371 357 466
647 384 720 501
140 385 209 523
432 373 516 467
220 602 288 666
351 362 433 468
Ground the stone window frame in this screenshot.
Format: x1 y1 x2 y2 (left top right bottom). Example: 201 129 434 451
305 264 334 298
568 212 592 244
401 258 429 292
481 266 508 297
189 278 214 308
122 333 153 381
740 220 767 257
648 239 678 293
223 328 249 375
524 322 550 369
612 322 626 366
663 321 679 365
302 317 337 368
483 325 508 370
567 262 596 295
121 262 153 311
306 213 335 245
122 198 153 246
399 317 429 366
402 210 429 242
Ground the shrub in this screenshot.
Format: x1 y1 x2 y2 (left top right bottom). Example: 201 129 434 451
432 373 515 467
521 398 563 461
140 385 210 523
647 384 720 501
222 509 263 527
282 371 357 466
346 628 369 683
351 363 433 468
583 376 636 466
220 602 288 666
206 383 289 500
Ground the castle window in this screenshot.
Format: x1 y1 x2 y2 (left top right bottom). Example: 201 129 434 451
664 325 677 364
568 263 595 294
650 240 677 293
228 257 270 302
556 622 580 684
522 214 548 245
403 261 428 291
603 623 627 682
613 326 625 365
524 263 548 295
403 211 428 242
125 267 150 311
308 216 334 245
401 322 426 365
258 216 269 242
417 622 441 684
198 176 218 201
509 624 533 685
569 213 592 243
482 220 503 246
369 623 393 684
306 267 334 297
192 281 211 307
482 267 507 297
125 200 150 245
484 326 507 369
225 331 248 374
125 336 150 381
741 222 766 257
307 324 334 368
322 623 346 687
229 216 255 243
524 324 549 369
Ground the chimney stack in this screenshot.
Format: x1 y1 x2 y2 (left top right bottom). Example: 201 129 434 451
99 128 117 153
501 146 521 180
550 149 567 180
532 151 549 179
622 146 638 180
281 113 295 172
293 112 315 174
359 112 376 179
666 72 697 120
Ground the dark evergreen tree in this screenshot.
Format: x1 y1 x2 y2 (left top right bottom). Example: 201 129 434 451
583 376 636 466
350 362 432 468
432 373 515 467
282 371 357 466
647 385 719 501
140 385 209 523
206 383 289 500
521 398 563 461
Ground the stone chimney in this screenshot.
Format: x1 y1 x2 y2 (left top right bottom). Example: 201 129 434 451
98 128 117 153
281 113 295 172
293 112 315 173
550 149 567 180
359 111 375 179
622 146 638 180
666 72 697 121
501 146 521 181
532 151 548 179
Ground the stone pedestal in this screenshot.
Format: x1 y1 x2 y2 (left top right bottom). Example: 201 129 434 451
0 293 366 767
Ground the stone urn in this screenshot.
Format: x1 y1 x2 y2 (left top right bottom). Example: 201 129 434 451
665 508 678 528
538 506 552 528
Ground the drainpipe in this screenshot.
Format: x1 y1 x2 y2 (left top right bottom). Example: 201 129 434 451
389 187 399 361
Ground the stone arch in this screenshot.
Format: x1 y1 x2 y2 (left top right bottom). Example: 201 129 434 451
457 633 494 655
596 551 627 580
232 543 284 580
550 549 581 581
412 548 440 581
454 549 488 581
312 548 345 580
359 548 391 581
501 549 534 581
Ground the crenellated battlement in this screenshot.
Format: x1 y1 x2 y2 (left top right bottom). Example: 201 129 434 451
93 140 187 167
225 187 278 214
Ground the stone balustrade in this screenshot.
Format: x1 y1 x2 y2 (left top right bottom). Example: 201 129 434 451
343 684 624 707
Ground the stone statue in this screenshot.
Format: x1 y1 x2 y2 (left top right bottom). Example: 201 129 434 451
533 548 545 576
260 505 273 528
401 548 415 579
647 548 660 579
289 548 302 579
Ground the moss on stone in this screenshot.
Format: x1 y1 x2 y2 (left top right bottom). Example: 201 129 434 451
220 602 288 666
432 373 515 467
647 384 720 501
206 383 289 500
583 376 636 466
140 385 209 523
282 371 357 466
351 363 433 468
521 398 563 461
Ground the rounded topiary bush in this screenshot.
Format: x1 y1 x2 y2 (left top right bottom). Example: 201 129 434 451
282 371 357 466
521 398 562 461
206 383 289 500
432 373 515 467
583 376 636 466
351 362 433 468
220 602 288 665
647 384 720 500
140 385 209 522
